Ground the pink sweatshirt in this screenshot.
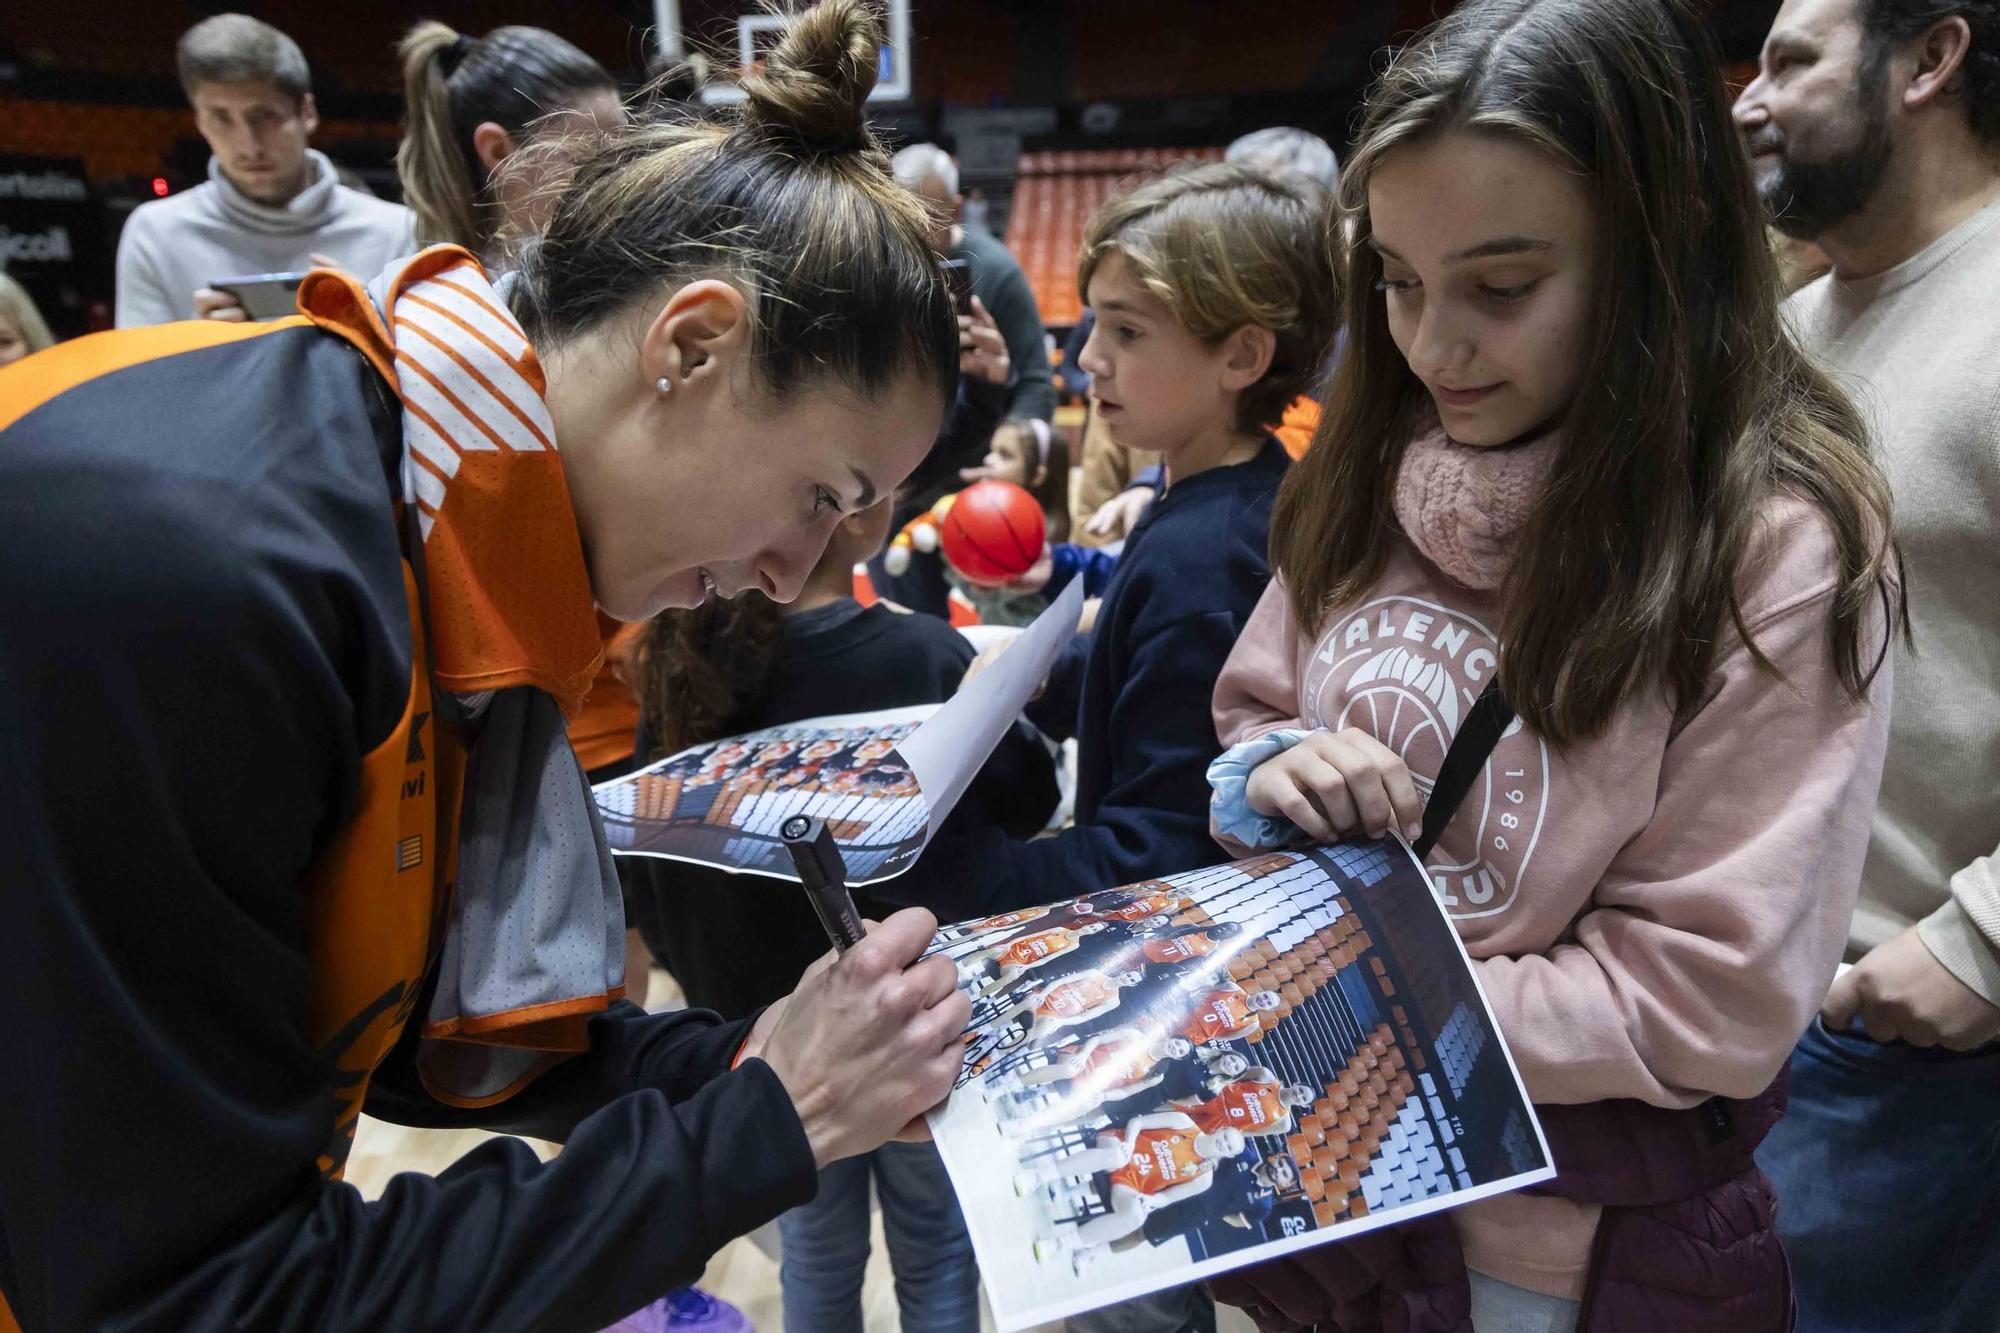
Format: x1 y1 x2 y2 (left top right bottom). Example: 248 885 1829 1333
1212 495 1891 1297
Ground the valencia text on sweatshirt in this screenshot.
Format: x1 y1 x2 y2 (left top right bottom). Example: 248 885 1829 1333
879 439 1288 919
1212 493 1892 1299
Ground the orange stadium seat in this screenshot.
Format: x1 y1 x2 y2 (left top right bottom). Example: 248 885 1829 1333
1007 146 1227 327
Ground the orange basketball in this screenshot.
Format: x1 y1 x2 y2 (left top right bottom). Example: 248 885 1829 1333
940 480 1046 586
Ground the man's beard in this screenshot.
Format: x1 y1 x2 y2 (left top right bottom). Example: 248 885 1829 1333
1754 51 1897 240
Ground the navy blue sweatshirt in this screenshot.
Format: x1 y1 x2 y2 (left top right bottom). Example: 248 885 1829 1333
0 324 818 1332
877 439 1288 918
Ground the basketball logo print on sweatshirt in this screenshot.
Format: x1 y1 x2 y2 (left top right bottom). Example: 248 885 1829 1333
1301 595 1548 919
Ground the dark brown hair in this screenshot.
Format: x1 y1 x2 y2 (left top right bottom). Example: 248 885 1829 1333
1271 0 1906 746
1077 162 1342 436
177 13 310 103
636 595 788 756
513 0 957 418
1861 0 2000 146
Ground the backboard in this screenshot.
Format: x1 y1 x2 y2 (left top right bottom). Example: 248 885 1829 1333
653 0 913 103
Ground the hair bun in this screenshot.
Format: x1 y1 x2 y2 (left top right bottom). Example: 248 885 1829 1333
739 0 882 153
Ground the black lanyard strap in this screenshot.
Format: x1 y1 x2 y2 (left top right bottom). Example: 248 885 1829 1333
1412 678 1515 861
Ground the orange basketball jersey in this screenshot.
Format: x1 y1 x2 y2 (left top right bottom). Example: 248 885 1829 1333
1106 1128 1208 1196
1181 989 1253 1044
1187 1080 1286 1135
1143 932 1220 966
1038 973 1118 1019
1077 1034 1163 1089
1001 928 1073 968
1104 892 1179 923
969 907 1048 933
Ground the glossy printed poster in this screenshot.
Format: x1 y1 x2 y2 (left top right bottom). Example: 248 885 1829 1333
925 840 1553 1330
593 582 1083 884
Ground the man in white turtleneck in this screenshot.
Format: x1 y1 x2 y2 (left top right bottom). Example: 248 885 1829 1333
114 14 412 328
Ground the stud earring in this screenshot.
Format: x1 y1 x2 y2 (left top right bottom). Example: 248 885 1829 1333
655 376 673 395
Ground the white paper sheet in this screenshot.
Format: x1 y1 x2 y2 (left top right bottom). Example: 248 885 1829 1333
901 579 1084 839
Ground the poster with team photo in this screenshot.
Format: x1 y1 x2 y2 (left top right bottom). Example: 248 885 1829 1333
926 840 1554 1331
594 706 937 881
593 581 1084 884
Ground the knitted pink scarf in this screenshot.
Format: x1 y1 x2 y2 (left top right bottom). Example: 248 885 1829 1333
1392 427 1559 591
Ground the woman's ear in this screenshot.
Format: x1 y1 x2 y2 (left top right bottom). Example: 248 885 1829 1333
472 121 519 176
638 281 751 395
1218 324 1278 394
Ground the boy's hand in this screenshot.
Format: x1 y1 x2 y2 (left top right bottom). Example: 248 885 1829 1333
1005 545 1054 593
1244 728 1424 844
962 639 1011 691
961 636 1047 700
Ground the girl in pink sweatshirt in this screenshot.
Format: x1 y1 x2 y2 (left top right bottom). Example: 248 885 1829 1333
1204 0 1905 1323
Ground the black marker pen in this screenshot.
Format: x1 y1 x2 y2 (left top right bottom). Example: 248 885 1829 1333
781 815 867 953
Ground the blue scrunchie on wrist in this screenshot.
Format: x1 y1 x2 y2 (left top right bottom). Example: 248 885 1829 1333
1207 728 1317 850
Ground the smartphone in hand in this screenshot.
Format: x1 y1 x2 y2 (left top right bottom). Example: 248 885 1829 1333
208 272 308 321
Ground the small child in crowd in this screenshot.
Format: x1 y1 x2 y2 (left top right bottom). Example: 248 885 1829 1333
950 416 1076 626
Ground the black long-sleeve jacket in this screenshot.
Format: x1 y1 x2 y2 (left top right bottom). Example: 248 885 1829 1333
0 319 817 1331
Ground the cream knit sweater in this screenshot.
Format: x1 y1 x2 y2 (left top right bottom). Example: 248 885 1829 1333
1786 196 2000 1002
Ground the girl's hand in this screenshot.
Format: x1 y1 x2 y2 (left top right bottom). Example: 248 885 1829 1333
1244 728 1424 844
960 296 1011 385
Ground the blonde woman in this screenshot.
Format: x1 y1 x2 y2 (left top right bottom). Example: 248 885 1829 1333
0 271 55 367
396 20 623 264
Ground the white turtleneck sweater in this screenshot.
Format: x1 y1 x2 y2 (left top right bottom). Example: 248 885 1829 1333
114 150 413 327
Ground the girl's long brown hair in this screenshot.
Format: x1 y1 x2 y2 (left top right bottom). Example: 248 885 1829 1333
1271 0 1906 746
